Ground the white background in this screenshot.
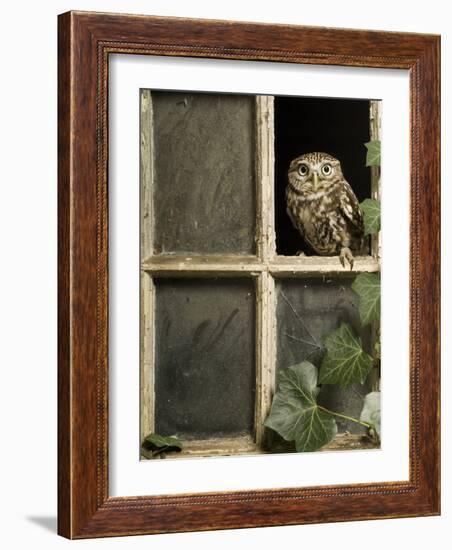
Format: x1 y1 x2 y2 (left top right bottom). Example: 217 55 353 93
0 0 449 548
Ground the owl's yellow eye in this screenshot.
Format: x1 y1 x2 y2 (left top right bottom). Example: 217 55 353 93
298 164 309 176
322 163 332 176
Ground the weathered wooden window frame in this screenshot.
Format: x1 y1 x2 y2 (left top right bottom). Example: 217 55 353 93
140 91 381 457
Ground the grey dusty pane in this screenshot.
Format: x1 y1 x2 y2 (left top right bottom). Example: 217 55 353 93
150 91 256 255
154 278 255 439
276 278 372 434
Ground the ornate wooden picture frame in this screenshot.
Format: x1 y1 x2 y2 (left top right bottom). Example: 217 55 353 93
58 11 440 538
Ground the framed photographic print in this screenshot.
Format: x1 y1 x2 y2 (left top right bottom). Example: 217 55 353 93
58 11 440 538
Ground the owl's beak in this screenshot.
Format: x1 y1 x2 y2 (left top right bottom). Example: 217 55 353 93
312 172 320 189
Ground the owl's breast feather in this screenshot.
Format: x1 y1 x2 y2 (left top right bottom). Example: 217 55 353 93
297 205 315 234
287 193 342 255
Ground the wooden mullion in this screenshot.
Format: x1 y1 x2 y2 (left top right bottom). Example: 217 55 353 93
140 89 155 442
269 255 380 276
370 100 381 261
254 271 276 447
254 96 276 448
140 273 155 442
140 89 153 259
255 95 275 261
369 100 382 391
141 254 263 276
142 255 379 276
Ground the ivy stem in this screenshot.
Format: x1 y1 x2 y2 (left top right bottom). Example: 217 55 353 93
317 405 373 430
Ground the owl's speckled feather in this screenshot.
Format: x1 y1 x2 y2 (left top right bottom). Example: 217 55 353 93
286 152 365 268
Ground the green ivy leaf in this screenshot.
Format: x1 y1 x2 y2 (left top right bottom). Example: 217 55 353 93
360 391 381 437
264 362 337 452
352 273 381 326
360 198 381 236
142 433 183 457
364 140 381 166
319 323 373 388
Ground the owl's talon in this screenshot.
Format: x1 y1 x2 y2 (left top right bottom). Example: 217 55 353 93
339 247 354 270
296 251 306 257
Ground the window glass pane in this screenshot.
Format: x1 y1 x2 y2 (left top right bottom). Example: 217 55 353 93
154 278 255 439
150 91 256 255
276 278 373 434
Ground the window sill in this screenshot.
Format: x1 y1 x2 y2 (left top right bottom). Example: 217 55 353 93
141 433 379 460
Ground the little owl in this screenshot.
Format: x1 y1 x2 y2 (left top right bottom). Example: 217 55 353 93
286 152 365 269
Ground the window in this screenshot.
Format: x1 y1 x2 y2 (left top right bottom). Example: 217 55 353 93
140 89 381 458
